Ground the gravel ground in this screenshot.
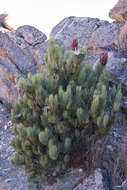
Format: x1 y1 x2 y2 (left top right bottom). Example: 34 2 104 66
0 104 39 190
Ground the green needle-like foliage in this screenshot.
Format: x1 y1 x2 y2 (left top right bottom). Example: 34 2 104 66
11 38 122 184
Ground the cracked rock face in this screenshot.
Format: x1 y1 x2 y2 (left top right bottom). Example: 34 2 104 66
8 25 47 47
50 16 123 49
17 25 47 46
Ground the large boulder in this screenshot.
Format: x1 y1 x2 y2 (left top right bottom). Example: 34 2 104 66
50 16 123 67
7 25 47 48
50 16 122 48
50 16 127 92
0 25 47 106
109 0 127 22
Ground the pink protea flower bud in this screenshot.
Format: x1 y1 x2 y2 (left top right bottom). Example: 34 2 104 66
100 52 108 65
70 39 78 50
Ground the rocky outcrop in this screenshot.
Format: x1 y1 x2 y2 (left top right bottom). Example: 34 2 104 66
1 14 127 189
50 16 123 67
50 16 127 94
50 17 122 50
1 17 127 106
0 26 47 106
109 0 127 22
7 25 47 48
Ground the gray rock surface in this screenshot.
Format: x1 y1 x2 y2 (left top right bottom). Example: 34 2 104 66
0 32 36 73
109 0 127 22
0 157 106 190
50 16 127 110
74 169 106 190
1 17 127 106
0 26 47 105
7 25 47 48
50 16 126 77
0 157 38 190
50 16 122 49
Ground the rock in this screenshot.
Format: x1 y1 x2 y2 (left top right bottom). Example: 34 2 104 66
109 0 127 58
7 25 48 67
0 26 47 105
1 18 127 188
50 16 127 113
73 169 108 190
0 24 68 105
41 168 108 190
0 56 23 106
17 25 47 46
7 30 29 49
0 154 108 190
121 96 127 113
50 16 123 49
0 32 36 74
0 13 14 31
1 16 127 109
0 157 38 190
109 0 127 22
1 16 127 106
8 25 47 47
50 17 126 84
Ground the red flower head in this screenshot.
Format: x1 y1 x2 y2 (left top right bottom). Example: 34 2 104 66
70 39 78 50
108 42 116 47
100 51 108 65
99 42 118 52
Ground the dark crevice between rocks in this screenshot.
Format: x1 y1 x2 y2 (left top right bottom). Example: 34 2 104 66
0 98 12 111
18 32 43 47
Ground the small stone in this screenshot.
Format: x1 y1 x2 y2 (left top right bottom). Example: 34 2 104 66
107 145 114 152
4 125 7 130
79 168 83 173
43 106 50 111
7 120 13 127
52 171 57 177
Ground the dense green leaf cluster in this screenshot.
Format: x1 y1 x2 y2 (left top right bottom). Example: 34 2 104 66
11 39 122 184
